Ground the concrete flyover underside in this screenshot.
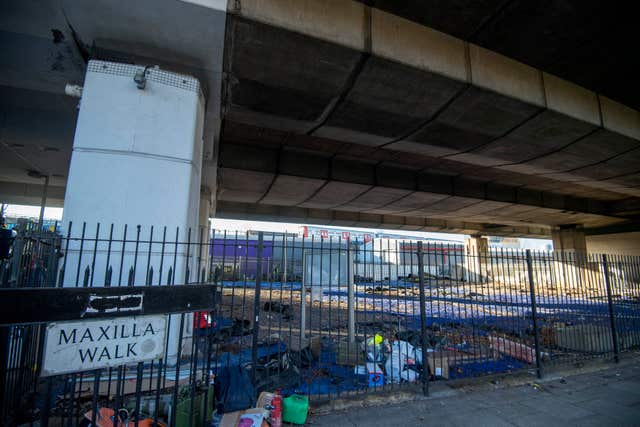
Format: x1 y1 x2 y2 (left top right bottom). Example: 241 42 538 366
1 0 639 238
216 0 640 236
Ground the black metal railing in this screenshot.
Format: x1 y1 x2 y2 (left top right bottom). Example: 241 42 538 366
0 222 639 426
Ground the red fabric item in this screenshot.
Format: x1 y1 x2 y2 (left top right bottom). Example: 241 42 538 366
194 311 210 329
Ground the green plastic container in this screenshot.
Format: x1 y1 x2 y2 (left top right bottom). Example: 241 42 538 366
282 394 309 425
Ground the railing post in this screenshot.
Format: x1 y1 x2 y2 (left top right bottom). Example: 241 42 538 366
526 250 543 378
417 241 429 396
347 242 355 344
602 254 620 363
251 231 264 383
0 326 8 421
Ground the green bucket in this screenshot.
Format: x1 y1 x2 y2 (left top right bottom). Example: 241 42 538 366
282 394 309 425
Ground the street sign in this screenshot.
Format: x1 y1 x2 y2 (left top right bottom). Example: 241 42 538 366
41 315 167 376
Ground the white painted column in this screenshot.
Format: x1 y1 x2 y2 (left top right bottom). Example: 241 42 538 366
60 60 205 361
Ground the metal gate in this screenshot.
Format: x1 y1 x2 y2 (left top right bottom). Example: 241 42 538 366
2 222 640 426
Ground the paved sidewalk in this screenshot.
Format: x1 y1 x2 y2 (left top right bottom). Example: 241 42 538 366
309 359 640 426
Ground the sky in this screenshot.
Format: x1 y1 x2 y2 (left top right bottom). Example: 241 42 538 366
4 204 63 220
3 204 552 249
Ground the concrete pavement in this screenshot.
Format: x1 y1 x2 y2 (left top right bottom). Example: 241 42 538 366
309 358 640 426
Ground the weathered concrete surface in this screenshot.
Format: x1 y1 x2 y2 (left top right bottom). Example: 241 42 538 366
3 0 640 238
552 226 588 253
217 142 626 231
310 358 640 427
216 200 552 238
587 232 640 256
358 1 639 112
219 0 640 236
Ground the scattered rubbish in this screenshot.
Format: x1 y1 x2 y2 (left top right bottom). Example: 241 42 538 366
238 409 268 427
401 369 418 382
427 354 449 379
366 362 385 387
83 407 168 427
282 394 309 425
263 302 293 320
215 366 255 414
489 336 538 364
354 365 367 375
256 392 275 410
385 340 421 384
219 409 268 427
270 391 283 427
363 334 390 363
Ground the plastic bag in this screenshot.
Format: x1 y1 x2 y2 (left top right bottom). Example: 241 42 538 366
215 365 255 413
385 342 404 384
385 340 420 384
363 334 390 363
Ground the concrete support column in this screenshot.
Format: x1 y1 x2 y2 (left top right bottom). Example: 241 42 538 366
198 187 213 282
552 226 587 253
465 235 489 282
552 226 589 289
60 60 206 361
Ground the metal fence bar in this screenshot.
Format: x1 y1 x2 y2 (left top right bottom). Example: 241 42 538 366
417 241 429 396
2 224 640 425
602 254 620 363
251 232 264 385
526 250 542 378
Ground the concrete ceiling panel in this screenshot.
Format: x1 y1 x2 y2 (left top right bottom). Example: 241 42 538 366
260 175 326 206
227 17 360 128
570 148 640 181
518 129 640 174
386 191 449 212
331 156 376 185
415 196 480 213
297 181 371 209
314 57 464 145
452 200 512 216
338 187 412 212
219 143 278 173
449 110 597 166
279 148 331 180
218 168 274 203
400 87 542 157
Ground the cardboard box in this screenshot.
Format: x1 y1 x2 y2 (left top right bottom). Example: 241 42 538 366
220 410 243 427
220 409 269 427
427 355 449 379
366 362 384 387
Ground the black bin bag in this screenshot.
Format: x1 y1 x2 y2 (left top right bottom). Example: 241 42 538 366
214 365 255 413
